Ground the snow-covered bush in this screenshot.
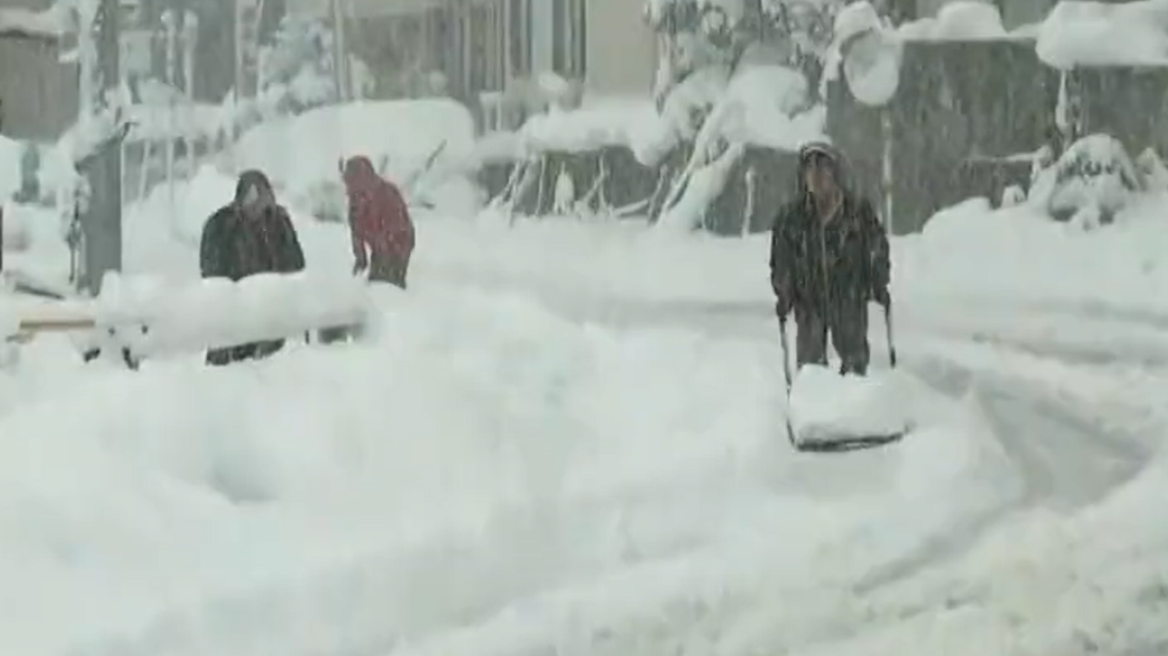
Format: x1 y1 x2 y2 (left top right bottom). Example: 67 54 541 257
644 1 838 232
257 14 339 111
646 0 844 108
1029 134 1143 225
1134 147 1168 193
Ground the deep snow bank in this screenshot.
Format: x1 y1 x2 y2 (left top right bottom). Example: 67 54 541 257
439 194 1168 318
895 195 1168 311
0 281 1010 656
121 165 356 283
229 99 483 216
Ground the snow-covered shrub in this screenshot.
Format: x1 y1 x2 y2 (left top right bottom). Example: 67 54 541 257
653 61 825 231
1134 147 1168 193
1030 133 1142 225
644 0 837 232
647 0 844 108
257 14 338 109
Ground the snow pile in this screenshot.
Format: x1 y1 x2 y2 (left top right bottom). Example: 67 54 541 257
0 279 1026 655
232 99 481 215
123 102 226 143
788 365 915 443
1037 0 1168 68
120 164 357 285
896 195 1168 310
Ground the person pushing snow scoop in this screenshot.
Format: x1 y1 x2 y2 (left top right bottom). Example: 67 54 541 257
771 142 913 453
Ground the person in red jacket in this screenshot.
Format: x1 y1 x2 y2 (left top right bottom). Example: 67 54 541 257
342 155 415 289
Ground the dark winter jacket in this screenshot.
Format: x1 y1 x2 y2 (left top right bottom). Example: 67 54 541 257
769 143 890 310
200 170 306 281
342 155 415 284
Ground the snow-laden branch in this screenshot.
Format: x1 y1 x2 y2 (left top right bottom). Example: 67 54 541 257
0 2 74 41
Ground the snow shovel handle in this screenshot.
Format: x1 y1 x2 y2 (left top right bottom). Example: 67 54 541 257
778 314 794 392
882 299 897 369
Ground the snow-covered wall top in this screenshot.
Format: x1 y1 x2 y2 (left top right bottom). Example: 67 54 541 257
897 1 1014 41
891 0 1168 69
0 4 70 39
1036 0 1168 69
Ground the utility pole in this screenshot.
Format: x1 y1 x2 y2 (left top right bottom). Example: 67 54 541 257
79 0 123 295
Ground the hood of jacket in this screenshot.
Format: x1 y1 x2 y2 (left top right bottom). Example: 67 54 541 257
795 141 851 200
233 169 276 209
342 155 380 194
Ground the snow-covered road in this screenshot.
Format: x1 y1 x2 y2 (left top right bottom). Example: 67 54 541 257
3 206 1168 655
380 259 1166 656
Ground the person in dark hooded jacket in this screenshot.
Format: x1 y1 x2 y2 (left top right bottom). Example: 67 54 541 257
200 169 306 366
770 142 891 376
342 155 415 289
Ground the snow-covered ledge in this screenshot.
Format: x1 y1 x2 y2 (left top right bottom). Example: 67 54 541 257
0 5 70 41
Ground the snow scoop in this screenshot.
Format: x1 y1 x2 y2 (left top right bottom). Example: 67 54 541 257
779 300 908 454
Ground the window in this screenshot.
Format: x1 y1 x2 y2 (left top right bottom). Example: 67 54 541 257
551 0 585 78
508 0 530 76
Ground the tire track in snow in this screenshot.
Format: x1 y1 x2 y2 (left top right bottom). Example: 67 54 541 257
432 279 1158 588
852 351 1151 595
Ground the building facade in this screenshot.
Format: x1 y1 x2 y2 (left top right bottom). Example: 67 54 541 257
292 0 658 122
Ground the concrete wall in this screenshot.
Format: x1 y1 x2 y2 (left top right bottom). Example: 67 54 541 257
584 0 656 97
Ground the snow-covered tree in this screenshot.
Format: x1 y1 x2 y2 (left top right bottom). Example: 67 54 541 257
1029 133 1143 227
643 0 847 231
645 0 845 106
257 14 339 111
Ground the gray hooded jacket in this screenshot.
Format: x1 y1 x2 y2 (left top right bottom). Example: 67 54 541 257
769 142 890 310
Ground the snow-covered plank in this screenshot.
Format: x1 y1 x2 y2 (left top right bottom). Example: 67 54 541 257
3 272 375 360
92 271 373 359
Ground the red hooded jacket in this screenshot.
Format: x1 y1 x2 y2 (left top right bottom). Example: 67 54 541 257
342 156 415 268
